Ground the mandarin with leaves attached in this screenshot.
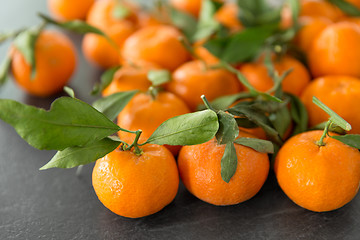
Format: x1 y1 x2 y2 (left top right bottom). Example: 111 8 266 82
275 130 360 212
178 132 269 206
11 30 76 97
117 91 190 156
301 75 360 134
92 144 179 218
239 55 310 97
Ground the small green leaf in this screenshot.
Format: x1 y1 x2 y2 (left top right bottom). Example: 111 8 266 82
216 111 239 145
39 13 116 46
112 4 131 19
328 0 360 16
312 96 351 131
221 142 238 183
209 92 253 110
234 137 274 153
63 86 75 98
269 107 291 139
146 109 219 145
0 53 12 86
148 69 171 86
13 24 44 79
193 0 222 41
237 0 282 27
92 66 121 95
287 93 308 135
170 7 198 41
331 134 360 149
311 121 346 135
92 90 138 121
235 117 258 128
0 97 120 150
40 137 120 170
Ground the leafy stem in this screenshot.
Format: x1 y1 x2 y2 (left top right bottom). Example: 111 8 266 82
201 95 215 111
125 130 143 155
317 120 331 147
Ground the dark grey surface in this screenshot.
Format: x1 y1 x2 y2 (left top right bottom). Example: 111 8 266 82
1 1 360 239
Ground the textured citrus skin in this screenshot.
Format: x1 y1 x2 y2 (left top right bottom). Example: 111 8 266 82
178 132 270 206
300 0 344 21
167 60 241 111
12 30 76 97
240 56 310 96
92 144 179 218
48 0 95 21
170 0 202 17
102 62 159 96
301 75 360 134
294 16 333 52
308 22 360 78
82 22 135 69
274 131 360 212
121 25 190 71
117 92 190 155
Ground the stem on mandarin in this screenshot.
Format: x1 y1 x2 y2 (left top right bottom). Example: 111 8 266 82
317 120 331 147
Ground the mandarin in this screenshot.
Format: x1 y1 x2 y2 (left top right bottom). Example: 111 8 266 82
48 0 95 21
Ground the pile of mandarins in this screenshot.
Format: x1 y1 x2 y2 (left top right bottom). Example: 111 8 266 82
2 0 360 218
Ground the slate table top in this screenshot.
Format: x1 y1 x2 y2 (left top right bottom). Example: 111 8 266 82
1 1 360 239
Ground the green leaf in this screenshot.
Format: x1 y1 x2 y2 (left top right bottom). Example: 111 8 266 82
209 92 253 110
63 86 75 98
216 111 239 145
312 96 351 131
235 117 258 128
0 97 120 150
13 24 43 79
328 0 360 16
112 4 131 19
0 53 12 86
311 121 346 135
170 7 198 41
205 25 277 63
221 142 238 183
235 137 274 153
146 109 219 145
193 0 222 41
287 93 308 135
92 66 121 95
237 0 282 27
269 107 291 139
148 69 171 86
331 134 360 149
92 90 138 121
40 137 120 170
227 104 283 145
38 13 116 46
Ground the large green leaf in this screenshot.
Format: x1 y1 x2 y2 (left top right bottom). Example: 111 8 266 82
40 137 120 169
92 90 138 121
0 97 120 150
221 142 238 183
92 66 121 95
170 7 198 41
146 110 219 145
328 0 360 16
216 110 239 145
